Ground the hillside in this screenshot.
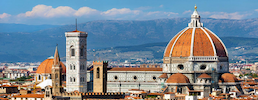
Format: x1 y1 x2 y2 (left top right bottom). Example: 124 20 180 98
1 18 258 62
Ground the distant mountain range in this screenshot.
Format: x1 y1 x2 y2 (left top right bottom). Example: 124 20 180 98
1 18 258 62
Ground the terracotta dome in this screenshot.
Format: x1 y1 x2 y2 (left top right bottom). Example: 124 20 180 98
158 73 168 79
220 73 238 82
163 6 228 58
166 73 190 83
36 58 66 74
198 73 212 79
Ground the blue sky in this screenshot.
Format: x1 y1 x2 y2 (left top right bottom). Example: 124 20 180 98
1 0 258 25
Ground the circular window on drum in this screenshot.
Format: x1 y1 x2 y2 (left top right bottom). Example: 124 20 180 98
177 64 184 70
114 75 118 80
153 76 156 80
133 76 137 80
200 65 207 70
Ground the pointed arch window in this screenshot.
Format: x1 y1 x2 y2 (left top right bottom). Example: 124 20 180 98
70 77 72 82
55 73 58 79
70 45 75 57
38 75 41 80
70 64 72 70
73 65 75 70
97 67 100 78
73 77 76 82
80 46 84 57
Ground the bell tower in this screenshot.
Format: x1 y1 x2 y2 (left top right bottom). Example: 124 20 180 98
65 21 88 92
51 45 62 95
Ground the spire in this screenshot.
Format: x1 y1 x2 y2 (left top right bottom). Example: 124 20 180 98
75 18 77 31
53 44 61 66
188 5 203 27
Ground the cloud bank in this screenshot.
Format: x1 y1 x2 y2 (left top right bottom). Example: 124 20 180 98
0 4 255 25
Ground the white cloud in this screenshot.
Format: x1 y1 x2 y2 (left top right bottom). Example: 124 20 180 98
255 9 258 12
159 5 163 8
18 5 76 18
101 8 141 16
0 13 11 18
183 10 191 14
74 7 99 16
147 11 178 16
209 12 249 19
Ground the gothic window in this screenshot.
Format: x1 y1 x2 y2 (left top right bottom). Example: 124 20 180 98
73 77 76 82
70 45 75 57
71 49 75 56
80 47 84 56
97 67 100 78
74 65 75 70
82 65 85 70
70 77 72 82
55 73 58 79
38 75 41 80
70 64 72 70
46 91 49 97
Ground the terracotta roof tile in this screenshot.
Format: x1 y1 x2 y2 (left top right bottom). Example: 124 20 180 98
158 73 168 78
36 58 66 74
220 73 238 82
166 73 190 83
198 73 212 78
171 28 192 57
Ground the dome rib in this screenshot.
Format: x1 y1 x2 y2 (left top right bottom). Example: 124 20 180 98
204 28 228 57
193 28 214 56
190 27 196 56
164 28 186 57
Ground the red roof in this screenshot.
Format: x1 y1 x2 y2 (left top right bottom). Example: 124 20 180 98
198 73 212 78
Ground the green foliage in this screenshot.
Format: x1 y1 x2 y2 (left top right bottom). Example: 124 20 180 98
146 95 157 98
9 76 33 82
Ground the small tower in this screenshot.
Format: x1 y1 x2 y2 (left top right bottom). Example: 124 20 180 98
65 20 88 92
93 61 108 93
51 46 62 95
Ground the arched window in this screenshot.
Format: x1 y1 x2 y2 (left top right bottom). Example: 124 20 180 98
74 65 75 70
70 45 75 57
70 77 72 82
80 46 84 56
38 75 41 80
82 65 85 70
73 77 76 82
70 64 72 70
55 73 58 79
97 67 100 78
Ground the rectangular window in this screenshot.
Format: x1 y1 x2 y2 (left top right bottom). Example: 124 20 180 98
71 49 75 56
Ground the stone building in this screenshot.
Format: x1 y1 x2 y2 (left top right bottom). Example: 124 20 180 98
65 29 88 93
161 5 243 99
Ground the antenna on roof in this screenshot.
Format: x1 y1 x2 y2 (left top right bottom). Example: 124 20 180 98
75 18 77 31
